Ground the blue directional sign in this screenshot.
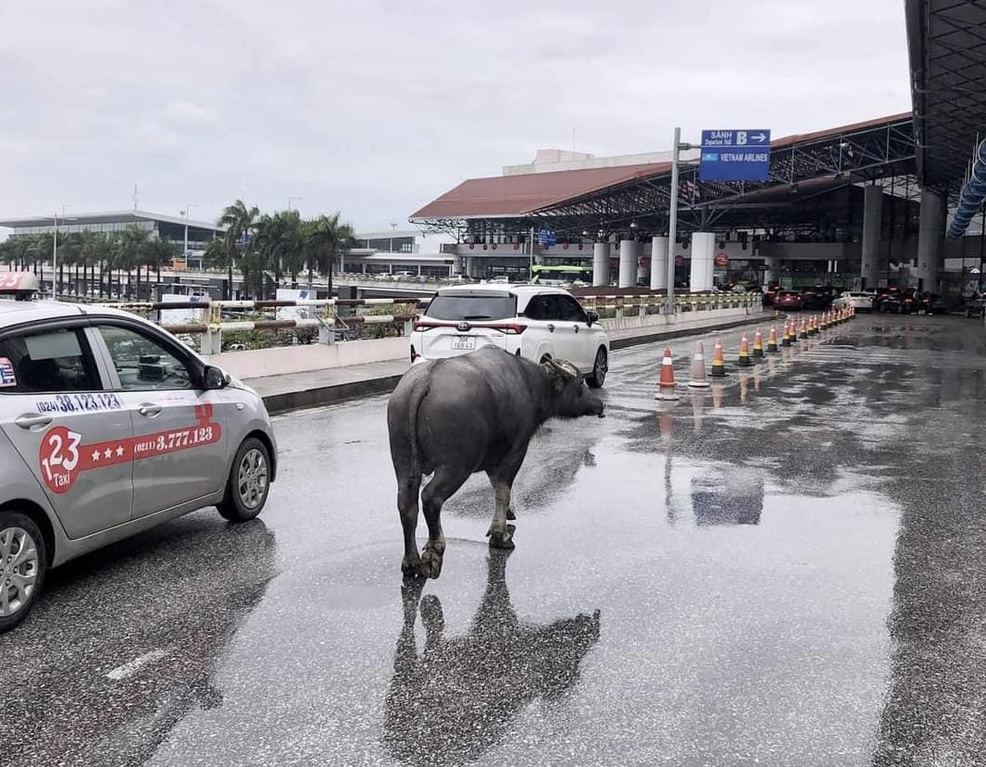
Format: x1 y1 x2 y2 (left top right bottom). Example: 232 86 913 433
699 129 772 182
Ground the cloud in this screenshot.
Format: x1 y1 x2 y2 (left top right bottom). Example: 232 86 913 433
0 0 912 231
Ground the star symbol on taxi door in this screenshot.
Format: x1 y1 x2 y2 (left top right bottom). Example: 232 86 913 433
116 445 125 458
104 448 112 460
91 449 101 462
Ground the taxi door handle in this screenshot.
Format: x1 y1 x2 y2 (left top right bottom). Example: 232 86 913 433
547 323 555 332
573 324 580 333
137 404 162 418
15 414 52 430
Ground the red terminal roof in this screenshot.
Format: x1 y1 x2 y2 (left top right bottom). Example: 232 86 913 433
411 113 914 221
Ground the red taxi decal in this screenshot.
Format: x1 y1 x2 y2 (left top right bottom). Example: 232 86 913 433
38 406 222 494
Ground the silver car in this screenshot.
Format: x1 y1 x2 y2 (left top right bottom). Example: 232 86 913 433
0 289 277 633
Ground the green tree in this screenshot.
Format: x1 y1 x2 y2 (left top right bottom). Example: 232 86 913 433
254 209 305 287
117 224 153 299
218 199 260 299
303 213 355 295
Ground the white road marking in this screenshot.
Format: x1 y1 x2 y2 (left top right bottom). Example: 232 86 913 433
106 648 171 681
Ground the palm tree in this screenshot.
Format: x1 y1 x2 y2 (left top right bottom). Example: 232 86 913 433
254 210 305 289
117 224 152 299
303 213 355 295
144 237 179 296
218 200 259 299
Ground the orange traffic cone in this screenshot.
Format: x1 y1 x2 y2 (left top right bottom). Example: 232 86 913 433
655 346 680 400
737 334 753 367
767 325 779 353
688 341 711 388
781 320 792 347
799 317 808 340
752 328 765 359
710 337 727 377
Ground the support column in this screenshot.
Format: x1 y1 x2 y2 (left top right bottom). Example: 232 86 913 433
764 256 780 285
917 190 945 292
618 239 637 289
650 236 669 291
861 184 883 289
592 242 611 287
689 232 715 292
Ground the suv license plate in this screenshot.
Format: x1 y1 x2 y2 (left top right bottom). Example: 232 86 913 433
451 336 476 350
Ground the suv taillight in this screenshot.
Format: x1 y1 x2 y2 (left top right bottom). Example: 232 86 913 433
501 323 527 335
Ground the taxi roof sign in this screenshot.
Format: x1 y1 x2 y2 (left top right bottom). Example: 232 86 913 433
0 272 41 298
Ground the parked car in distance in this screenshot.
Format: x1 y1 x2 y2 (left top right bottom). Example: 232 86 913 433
963 294 986 318
0 293 278 633
800 285 837 310
834 291 874 312
773 290 804 311
409 285 610 388
878 289 920 314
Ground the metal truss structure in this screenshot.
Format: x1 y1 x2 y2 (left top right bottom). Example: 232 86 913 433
414 116 917 245
907 0 986 193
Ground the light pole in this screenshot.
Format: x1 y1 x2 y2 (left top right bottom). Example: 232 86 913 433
52 204 69 298
666 128 697 315
181 204 198 269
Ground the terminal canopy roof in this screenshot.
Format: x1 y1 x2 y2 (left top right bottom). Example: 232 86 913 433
411 115 917 239
906 0 986 193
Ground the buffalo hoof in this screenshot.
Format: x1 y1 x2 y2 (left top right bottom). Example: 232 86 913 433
401 555 423 577
420 548 444 579
506 506 516 521
488 524 516 550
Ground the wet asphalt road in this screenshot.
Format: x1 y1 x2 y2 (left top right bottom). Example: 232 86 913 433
4 313 986 766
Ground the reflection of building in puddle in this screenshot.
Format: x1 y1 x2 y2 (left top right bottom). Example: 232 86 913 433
384 551 601 766
691 466 765 526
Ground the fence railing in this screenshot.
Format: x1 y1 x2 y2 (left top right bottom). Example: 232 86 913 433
96 292 763 354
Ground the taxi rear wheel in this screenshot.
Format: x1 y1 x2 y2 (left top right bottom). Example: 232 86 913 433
0 511 47 634
217 438 271 522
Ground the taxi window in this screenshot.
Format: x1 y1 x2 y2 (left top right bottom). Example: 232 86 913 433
0 328 101 393
96 325 196 391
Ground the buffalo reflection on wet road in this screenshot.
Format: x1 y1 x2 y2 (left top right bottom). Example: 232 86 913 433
384 550 601 767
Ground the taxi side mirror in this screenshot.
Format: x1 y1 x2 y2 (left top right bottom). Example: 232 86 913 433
203 365 229 390
586 310 599 326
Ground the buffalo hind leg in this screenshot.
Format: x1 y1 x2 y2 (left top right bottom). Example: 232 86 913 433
418 465 472 578
398 476 423 576
486 475 517 550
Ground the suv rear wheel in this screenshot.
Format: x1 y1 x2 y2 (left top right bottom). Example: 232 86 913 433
586 348 607 389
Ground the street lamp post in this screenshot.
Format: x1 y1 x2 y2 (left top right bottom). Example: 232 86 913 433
181 204 198 269
665 128 697 315
52 204 69 298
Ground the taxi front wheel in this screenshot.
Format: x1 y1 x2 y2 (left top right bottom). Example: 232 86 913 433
0 511 47 634
217 438 272 522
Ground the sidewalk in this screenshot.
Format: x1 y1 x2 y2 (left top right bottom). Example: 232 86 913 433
246 311 776 414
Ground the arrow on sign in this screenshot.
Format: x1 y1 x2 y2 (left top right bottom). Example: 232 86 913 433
752 132 768 143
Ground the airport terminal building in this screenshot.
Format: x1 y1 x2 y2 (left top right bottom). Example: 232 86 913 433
409 0 986 297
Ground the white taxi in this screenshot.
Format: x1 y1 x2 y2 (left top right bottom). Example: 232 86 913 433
0 274 277 633
408 285 610 387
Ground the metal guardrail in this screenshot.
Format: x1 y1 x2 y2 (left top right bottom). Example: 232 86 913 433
94 292 762 354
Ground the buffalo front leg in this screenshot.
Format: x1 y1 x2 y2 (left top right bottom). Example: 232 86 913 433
398 476 423 576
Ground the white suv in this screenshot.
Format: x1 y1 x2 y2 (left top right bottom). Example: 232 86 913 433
409 285 609 387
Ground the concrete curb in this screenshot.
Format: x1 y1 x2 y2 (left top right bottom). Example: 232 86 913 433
261 313 777 415
263 374 406 415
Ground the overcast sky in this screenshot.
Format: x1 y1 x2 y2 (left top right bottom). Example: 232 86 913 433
0 0 911 233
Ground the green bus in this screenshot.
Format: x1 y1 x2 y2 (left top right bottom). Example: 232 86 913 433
531 263 593 286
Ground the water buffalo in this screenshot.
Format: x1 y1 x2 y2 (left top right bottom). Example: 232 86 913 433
387 346 605 578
